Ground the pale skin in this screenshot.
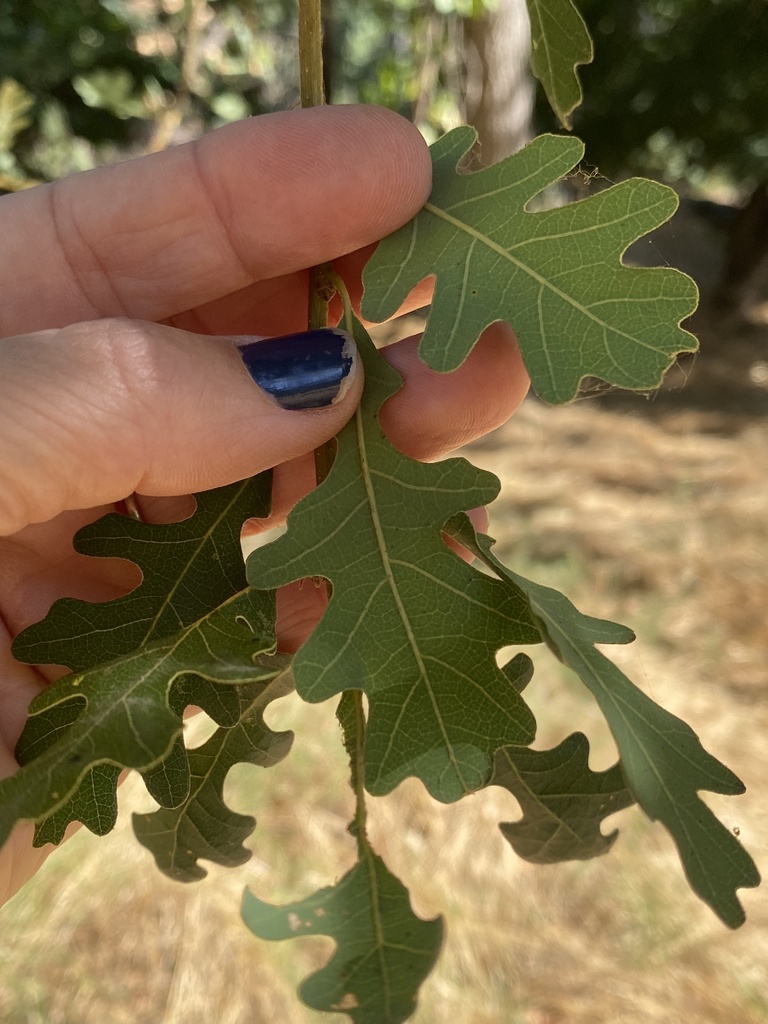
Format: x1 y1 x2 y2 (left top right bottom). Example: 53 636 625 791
0 104 530 906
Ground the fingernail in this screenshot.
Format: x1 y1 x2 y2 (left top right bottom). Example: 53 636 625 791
235 329 356 410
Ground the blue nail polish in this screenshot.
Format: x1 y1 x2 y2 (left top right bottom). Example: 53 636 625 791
237 329 355 410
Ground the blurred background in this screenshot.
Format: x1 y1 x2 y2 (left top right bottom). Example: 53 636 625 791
1 1 768 1021
4 0 768 306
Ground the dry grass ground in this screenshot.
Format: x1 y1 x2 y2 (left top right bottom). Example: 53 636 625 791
1 311 768 1023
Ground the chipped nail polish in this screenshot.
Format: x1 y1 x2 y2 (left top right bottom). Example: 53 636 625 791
236 329 356 410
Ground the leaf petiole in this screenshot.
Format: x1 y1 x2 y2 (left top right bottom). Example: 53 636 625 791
337 690 369 854
327 268 355 336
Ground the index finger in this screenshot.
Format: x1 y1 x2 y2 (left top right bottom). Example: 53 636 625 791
0 105 431 338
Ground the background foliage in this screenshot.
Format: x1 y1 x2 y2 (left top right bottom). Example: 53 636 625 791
2 0 767 195
572 0 768 188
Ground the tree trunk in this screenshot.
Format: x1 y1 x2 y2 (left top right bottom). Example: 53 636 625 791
716 181 768 311
464 0 534 166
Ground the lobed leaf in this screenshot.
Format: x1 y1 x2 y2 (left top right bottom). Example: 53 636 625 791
525 0 593 129
133 670 294 882
491 732 634 863
362 128 698 404
242 851 443 1024
447 514 761 927
246 321 542 803
0 589 286 850
13 477 269 673
4 477 283 850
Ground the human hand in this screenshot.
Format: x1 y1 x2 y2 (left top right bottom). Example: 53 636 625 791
0 105 529 903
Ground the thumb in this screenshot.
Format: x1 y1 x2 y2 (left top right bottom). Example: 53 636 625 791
0 318 362 535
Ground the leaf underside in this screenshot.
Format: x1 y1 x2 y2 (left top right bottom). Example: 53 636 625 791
2 478 294 873
525 0 594 129
246 320 542 803
242 852 443 1024
362 127 698 404
0 587 287 851
491 732 634 863
447 514 761 928
133 670 294 881
14 479 268 672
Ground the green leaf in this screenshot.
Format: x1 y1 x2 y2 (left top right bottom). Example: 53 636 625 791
0 588 286 850
491 732 634 863
13 478 269 673
361 128 698 404
133 670 294 882
246 321 541 802
525 0 593 129
501 651 535 693
447 515 761 928
29 764 122 845
5 477 282 848
242 851 443 1024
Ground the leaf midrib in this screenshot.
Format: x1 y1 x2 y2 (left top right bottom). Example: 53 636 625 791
26 590 270 797
423 200 671 357
140 481 250 647
354 406 467 789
